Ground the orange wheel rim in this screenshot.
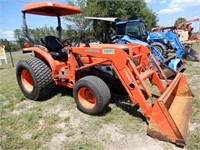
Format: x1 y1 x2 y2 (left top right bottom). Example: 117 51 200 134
21 70 33 92
78 87 96 109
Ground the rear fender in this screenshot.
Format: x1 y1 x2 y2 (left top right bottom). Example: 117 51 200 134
23 47 57 77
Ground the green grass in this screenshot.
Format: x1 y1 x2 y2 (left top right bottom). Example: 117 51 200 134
187 127 200 150
0 45 200 149
64 140 103 150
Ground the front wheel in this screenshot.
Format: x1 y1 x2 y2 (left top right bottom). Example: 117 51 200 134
73 76 111 115
151 42 168 58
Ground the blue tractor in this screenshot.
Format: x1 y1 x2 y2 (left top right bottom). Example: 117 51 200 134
148 31 199 61
86 17 186 78
115 20 199 61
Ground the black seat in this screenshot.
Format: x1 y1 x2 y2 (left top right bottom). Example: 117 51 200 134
42 36 67 60
103 32 112 43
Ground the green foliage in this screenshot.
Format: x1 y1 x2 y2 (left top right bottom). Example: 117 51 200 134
13 25 59 44
64 0 158 38
86 0 157 30
1 26 60 52
174 17 186 27
64 0 91 37
0 39 21 52
5 0 157 45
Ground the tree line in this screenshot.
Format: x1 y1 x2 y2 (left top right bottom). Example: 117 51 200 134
1 0 187 52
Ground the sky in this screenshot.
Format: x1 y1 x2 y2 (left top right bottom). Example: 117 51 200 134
0 0 200 41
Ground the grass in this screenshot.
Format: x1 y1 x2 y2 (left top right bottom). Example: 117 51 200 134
0 44 200 150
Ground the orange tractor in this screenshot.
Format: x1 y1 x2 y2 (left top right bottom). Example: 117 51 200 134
16 2 193 147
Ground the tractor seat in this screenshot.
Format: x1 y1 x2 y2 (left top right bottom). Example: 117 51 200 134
41 36 68 60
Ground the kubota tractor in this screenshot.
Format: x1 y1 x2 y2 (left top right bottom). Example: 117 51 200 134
16 2 193 147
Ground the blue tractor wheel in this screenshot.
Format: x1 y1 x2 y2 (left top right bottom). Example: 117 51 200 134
150 42 168 58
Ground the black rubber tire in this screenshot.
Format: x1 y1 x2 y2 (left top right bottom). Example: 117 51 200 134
73 76 111 115
150 42 168 58
16 57 53 100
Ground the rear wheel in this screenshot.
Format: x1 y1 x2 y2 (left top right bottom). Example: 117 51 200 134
73 76 111 115
151 42 168 58
16 57 53 100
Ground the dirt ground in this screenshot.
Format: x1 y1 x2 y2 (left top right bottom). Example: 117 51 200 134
8 99 188 150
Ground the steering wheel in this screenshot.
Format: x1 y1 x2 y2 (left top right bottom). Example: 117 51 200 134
111 35 122 43
61 39 71 46
63 36 82 47
127 31 139 38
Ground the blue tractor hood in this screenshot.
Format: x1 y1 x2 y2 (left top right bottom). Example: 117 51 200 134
148 32 165 40
114 35 149 46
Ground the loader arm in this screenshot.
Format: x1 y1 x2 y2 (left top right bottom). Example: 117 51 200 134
70 43 193 147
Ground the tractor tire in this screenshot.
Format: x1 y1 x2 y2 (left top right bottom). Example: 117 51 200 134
150 42 168 58
16 57 53 100
73 76 111 115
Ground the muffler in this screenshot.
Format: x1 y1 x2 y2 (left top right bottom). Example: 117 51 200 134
147 73 193 147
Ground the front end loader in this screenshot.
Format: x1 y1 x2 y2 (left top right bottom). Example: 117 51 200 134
17 2 193 147
85 17 186 79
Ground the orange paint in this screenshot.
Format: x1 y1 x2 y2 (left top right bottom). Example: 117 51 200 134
21 69 33 92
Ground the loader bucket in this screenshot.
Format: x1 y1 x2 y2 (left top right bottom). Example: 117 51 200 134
183 45 199 62
160 62 176 79
147 73 193 147
160 56 185 79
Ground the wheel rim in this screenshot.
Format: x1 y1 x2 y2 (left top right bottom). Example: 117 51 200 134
21 70 33 92
155 46 163 55
78 87 96 109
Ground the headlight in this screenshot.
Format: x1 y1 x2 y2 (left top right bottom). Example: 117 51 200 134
164 39 168 44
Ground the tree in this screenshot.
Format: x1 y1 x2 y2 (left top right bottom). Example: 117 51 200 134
13 26 59 44
174 17 186 27
0 38 21 52
66 0 158 31
64 0 91 36
14 29 26 48
64 0 158 36
86 0 158 30
81 0 157 40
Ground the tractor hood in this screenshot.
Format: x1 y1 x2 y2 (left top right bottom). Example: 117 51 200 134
148 32 166 40
113 35 149 46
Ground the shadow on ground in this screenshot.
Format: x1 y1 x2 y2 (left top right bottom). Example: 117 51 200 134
39 85 153 123
111 91 146 122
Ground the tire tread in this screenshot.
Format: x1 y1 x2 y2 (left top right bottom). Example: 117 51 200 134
17 57 53 100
